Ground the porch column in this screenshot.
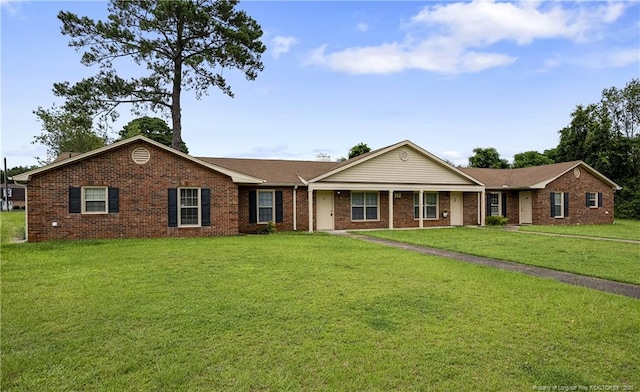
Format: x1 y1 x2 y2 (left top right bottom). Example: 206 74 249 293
480 191 486 226
308 188 314 232
388 190 394 229
293 186 297 231
419 190 424 228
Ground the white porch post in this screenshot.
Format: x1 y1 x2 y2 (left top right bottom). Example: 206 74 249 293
388 190 394 229
308 188 314 232
419 190 424 228
293 186 297 231
480 191 486 226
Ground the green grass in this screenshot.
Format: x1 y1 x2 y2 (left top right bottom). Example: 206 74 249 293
519 219 640 241
360 228 640 284
2 235 639 391
0 211 25 244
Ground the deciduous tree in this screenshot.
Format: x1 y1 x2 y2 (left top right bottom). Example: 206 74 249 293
119 116 188 153
348 142 371 159
468 147 510 169
512 151 554 168
32 106 108 164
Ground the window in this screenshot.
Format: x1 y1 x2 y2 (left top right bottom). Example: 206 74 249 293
258 190 274 223
586 192 602 208
2 188 11 198
352 192 378 221
414 192 438 219
489 192 501 216
179 188 200 226
552 192 564 218
82 187 108 213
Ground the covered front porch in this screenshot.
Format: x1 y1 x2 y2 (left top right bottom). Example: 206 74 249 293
307 184 486 232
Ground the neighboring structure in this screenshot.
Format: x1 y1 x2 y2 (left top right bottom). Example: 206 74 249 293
1 183 26 210
461 162 621 225
13 136 621 242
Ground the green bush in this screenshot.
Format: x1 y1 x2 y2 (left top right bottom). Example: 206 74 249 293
257 221 277 235
486 215 508 226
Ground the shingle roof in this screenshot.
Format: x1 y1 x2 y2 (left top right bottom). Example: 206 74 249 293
198 157 340 185
459 161 623 190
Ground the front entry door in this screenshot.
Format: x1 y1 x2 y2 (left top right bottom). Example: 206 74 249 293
316 191 334 230
450 192 463 226
519 191 532 224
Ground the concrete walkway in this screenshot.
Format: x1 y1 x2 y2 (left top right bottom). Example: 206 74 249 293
335 232 640 300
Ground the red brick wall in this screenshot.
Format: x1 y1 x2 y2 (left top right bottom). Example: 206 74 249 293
238 186 309 233
321 190 475 230
26 141 239 242
532 169 615 225
463 192 480 225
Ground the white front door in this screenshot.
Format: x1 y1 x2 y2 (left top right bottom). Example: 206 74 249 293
519 191 532 224
316 191 334 230
450 192 463 226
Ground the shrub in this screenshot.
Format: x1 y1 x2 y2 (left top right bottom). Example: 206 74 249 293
486 215 508 226
257 221 277 235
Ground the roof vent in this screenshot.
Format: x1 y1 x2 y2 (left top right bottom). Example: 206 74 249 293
132 147 151 164
399 150 409 161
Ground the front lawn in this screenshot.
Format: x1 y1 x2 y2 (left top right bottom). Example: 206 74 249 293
0 211 25 244
519 219 640 241
2 235 639 391
359 228 640 284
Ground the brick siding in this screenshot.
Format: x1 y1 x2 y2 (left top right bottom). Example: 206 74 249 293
26 141 239 242
532 169 615 225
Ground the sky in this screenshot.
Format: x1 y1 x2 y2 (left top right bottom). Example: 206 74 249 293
1 0 639 168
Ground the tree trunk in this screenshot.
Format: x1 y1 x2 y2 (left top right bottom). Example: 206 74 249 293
171 17 184 152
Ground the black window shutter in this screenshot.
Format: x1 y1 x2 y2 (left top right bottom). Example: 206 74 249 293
249 191 257 224
598 192 603 207
586 193 590 208
108 187 119 213
486 193 491 217
550 192 555 217
201 188 211 226
69 187 81 213
563 192 569 217
501 193 507 217
168 188 178 227
275 191 284 223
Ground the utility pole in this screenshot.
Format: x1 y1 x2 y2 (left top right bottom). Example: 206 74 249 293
3 157 8 211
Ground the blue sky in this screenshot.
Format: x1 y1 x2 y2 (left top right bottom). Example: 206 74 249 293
1 1 638 168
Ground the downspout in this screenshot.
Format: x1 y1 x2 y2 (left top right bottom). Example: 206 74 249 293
293 186 298 231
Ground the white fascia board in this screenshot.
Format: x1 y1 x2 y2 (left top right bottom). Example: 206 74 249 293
309 182 484 192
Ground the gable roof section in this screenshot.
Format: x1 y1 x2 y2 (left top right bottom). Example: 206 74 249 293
310 140 484 186
12 136 265 184
460 161 622 190
198 157 340 185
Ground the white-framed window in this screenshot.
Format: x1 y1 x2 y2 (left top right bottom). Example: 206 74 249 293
552 192 564 218
587 192 597 208
489 192 501 216
352 191 378 221
82 186 108 214
2 188 12 198
258 190 275 223
179 187 200 226
414 192 438 220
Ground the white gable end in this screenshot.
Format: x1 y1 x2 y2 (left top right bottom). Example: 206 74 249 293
321 147 475 185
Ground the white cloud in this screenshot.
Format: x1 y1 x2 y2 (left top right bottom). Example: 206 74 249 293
583 48 640 68
305 0 629 75
271 36 299 59
356 22 369 32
